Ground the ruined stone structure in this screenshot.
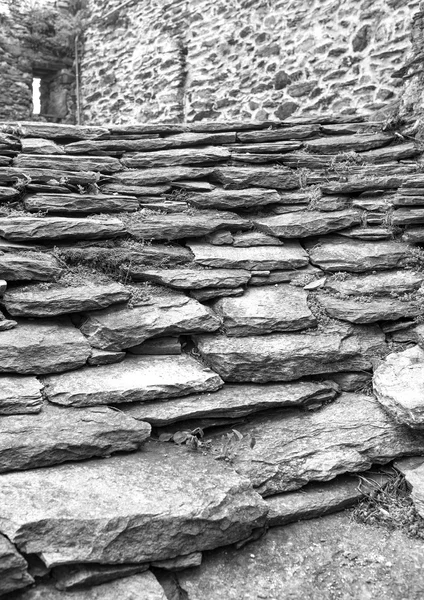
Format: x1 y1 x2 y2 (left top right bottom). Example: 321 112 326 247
80 0 420 124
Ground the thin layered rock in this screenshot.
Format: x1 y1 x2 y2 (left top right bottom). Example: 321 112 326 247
3 282 131 317
0 534 33 596
0 216 126 242
13 154 122 174
232 231 283 246
130 267 251 290
212 393 424 496
0 252 62 281
253 209 361 238
187 240 309 271
122 146 230 168
316 293 422 323
0 405 151 472
127 337 181 356
0 167 99 185
395 458 424 520
80 292 220 351
111 167 213 185
188 188 281 210
195 324 385 383
52 563 149 591
212 167 299 189
236 125 319 142
122 380 339 426
373 346 424 428
5 122 109 140
21 138 65 155
43 355 223 407
88 348 126 366
190 287 244 302
304 133 393 154
324 270 424 296
0 376 43 415
212 285 316 336
24 193 138 214
0 319 91 374
0 442 268 565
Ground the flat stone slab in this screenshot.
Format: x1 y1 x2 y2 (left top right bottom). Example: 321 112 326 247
5 122 109 140
80 291 220 351
112 167 213 185
212 166 298 189
0 217 125 242
0 376 43 415
11 572 166 599
187 240 309 271
122 380 338 426
0 442 268 565
122 146 230 168
316 293 422 323
43 355 223 407
212 285 316 336
13 153 122 174
0 319 91 374
130 267 251 289
304 132 393 154
211 393 424 495
324 270 424 296
232 231 283 246
126 210 247 241
0 252 63 281
24 193 138 214
52 563 149 591
236 125 319 143
190 287 244 302
0 404 151 472
189 188 281 209
177 512 424 600
195 324 385 382
395 458 424 520
373 345 424 428
21 137 65 155
253 210 361 238
3 282 130 317
306 235 411 272
0 533 33 596
393 208 424 225
87 348 126 366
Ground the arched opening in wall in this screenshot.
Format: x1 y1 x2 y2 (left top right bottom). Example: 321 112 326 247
32 78 41 115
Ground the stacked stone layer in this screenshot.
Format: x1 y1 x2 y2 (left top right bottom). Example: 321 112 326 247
1 117 424 597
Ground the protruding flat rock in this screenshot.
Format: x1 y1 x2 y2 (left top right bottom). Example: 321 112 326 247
212 285 316 336
87 348 126 366
190 287 244 302
0 319 91 374
122 146 230 168
5 122 109 140
236 125 319 143
43 355 223 407
189 188 281 209
0 166 99 185
304 133 393 154
0 533 33 596
187 240 309 271
0 443 268 565
24 193 138 214
324 270 424 296
373 346 424 428
0 252 63 281
52 563 148 591
0 216 125 241
123 380 338 426
195 324 385 382
212 166 298 189
126 210 247 241
130 267 251 290
211 393 424 495
80 292 220 351
232 231 283 246
253 210 361 238
13 154 122 174
112 167 213 185
3 282 130 317
21 138 65 155
393 208 424 225
306 235 411 272
0 404 151 472
316 293 422 323
0 376 43 415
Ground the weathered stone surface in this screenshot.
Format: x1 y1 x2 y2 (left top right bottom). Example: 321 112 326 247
21 138 65 155
373 346 424 429
307 235 411 272
0 533 33 596
356 142 419 163
227 141 301 153
123 380 338 426
393 208 424 226
195 324 385 383
0 319 91 374
122 147 230 168
3 282 130 317
237 125 319 143
177 512 424 600
0 252 62 281
101 183 171 196
329 371 372 392
187 240 309 271
232 231 283 246
249 264 322 286
213 285 316 336
0 443 268 565
0 217 125 242
0 376 43 415
24 193 138 214
52 564 148 591
338 227 392 240
0 404 151 473
130 267 251 290
43 355 223 407
212 393 424 495
152 553 202 571
403 227 424 243
190 287 244 302
0 167 99 185
11 573 167 599
395 458 424 520
87 348 126 366
212 166 299 189
253 209 361 238
112 167 213 185
316 293 422 323
127 337 181 356
324 270 424 296
80 292 220 351
127 210 247 241
0 186 20 200
304 133 393 154
13 154 122 174
189 188 280 210
266 473 388 527
7 122 109 140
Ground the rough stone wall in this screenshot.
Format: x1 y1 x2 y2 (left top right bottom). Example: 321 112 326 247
81 0 419 124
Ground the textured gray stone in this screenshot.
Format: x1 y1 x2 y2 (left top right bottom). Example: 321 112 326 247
52 563 148 591
248 264 323 286
87 348 126 366
324 270 424 296
21 138 65 155
190 287 244 302
227 141 301 153
0 533 33 596
237 125 319 143
0 319 91 374
80 292 220 351
189 188 281 209
393 208 424 225
0 376 43 415
232 231 283 246
130 267 251 290
253 210 361 238
316 293 422 323
0 443 268 565
3 282 130 317
213 285 316 336
395 458 424 520
13 154 122 174
123 380 338 426
212 166 299 189
0 167 99 185
304 133 393 154
329 371 372 392
9 122 109 140
0 217 125 242
0 404 151 472
43 355 223 407
112 167 213 185
127 337 181 355
122 146 230 168
101 183 171 196
196 324 385 383
0 252 63 281
187 240 309 271
24 193 138 214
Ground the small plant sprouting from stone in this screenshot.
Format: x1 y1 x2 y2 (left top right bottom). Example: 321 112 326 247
159 427 212 452
215 429 248 462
